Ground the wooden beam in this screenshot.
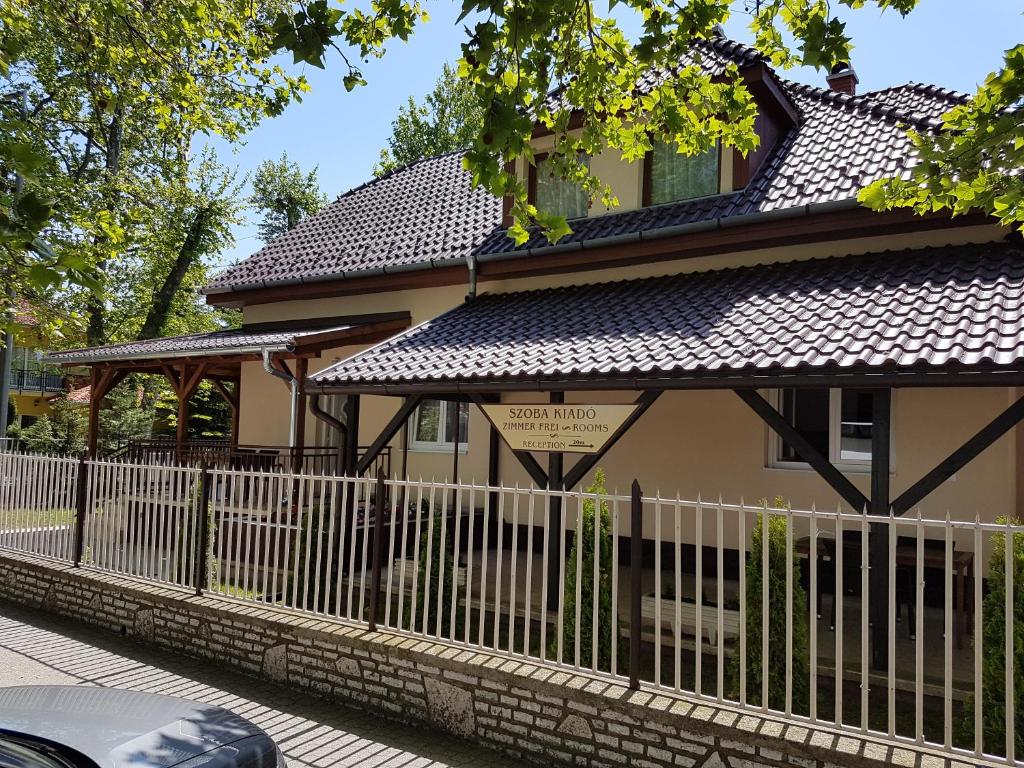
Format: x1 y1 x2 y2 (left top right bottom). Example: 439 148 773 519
355 395 423 476
180 360 210 401
735 389 869 512
562 391 662 491
343 395 361 475
892 392 1024 514
210 379 239 412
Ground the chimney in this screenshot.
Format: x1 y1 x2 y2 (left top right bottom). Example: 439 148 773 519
826 62 859 95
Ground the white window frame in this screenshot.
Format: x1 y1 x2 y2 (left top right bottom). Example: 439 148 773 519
410 399 469 453
766 388 895 473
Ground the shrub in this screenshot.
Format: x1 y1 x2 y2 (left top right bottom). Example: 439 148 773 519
406 502 465 639
549 469 622 673
726 497 810 713
956 519 1023 757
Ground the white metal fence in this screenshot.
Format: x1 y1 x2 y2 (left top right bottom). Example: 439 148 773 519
0 452 1020 766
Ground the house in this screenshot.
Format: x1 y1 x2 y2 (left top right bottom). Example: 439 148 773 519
48 37 1021 529
2 300 75 437
31 34 1024 759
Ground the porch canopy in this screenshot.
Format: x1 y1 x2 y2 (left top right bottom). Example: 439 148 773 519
308 240 1024 671
308 240 1024 515
45 312 411 457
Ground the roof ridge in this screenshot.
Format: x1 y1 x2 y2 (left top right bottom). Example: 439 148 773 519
780 77 944 132
864 80 972 105
335 148 469 203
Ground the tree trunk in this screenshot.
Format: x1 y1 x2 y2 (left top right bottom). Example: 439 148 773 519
137 205 211 341
85 105 125 347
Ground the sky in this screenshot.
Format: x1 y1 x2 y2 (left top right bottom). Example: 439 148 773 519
210 0 1023 269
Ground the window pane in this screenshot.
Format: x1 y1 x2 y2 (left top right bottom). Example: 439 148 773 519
415 400 441 443
650 141 719 205
839 389 874 462
535 157 589 219
441 402 469 445
779 388 829 462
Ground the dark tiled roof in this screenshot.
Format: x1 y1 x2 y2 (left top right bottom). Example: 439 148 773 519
205 40 965 296
205 151 502 292
863 82 969 122
45 319 369 365
309 242 1024 390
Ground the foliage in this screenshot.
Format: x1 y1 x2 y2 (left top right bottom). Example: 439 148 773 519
6 393 86 454
1 0 305 342
726 497 810 714
14 414 55 453
406 502 465 638
956 519 1023 757
98 378 154 455
860 44 1024 229
249 152 327 243
549 468 621 672
374 63 486 176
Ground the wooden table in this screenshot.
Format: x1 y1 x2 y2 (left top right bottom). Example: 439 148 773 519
795 534 974 648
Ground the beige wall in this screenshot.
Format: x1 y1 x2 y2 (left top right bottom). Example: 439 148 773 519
235 224 1017 558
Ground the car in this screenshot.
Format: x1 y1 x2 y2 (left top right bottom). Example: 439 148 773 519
0 686 285 768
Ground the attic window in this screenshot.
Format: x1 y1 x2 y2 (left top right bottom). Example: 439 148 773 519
645 141 719 205
531 155 589 220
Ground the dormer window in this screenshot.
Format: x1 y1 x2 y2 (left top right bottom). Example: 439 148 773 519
530 154 589 220
644 141 720 206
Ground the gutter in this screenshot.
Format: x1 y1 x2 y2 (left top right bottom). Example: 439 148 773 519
45 344 289 367
309 393 347 470
202 198 865 297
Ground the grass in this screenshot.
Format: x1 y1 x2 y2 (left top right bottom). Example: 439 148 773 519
0 508 74 530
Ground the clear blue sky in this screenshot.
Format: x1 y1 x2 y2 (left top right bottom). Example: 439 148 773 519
211 0 1023 269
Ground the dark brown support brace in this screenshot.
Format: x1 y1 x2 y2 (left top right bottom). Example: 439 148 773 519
86 367 128 457
469 394 549 488
735 389 869 512
892 392 1024 514
355 395 423 476
562 390 663 491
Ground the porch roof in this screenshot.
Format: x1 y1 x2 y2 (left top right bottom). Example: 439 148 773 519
44 312 411 367
308 241 1024 394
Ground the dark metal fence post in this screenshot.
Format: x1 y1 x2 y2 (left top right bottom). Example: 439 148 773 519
630 479 643 689
194 464 212 596
368 466 387 631
72 456 88 566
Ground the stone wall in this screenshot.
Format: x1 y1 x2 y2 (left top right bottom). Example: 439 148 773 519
0 552 967 768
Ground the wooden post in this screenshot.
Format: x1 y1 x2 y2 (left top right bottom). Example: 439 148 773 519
86 367 101 458
194 463 213 596
175 362 189 462
72 455 88 566
343 395 360 475
630 479 643 689
369 466 387 631
546 392 564 612
869 388 892 673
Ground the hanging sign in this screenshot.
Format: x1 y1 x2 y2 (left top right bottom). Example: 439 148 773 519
480 403 638 455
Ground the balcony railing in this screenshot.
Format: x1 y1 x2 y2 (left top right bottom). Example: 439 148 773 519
7 368 65 393
118 438 390 479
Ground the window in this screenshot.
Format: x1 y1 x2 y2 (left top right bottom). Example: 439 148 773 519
647 141 719 205
411 399 469 452
773 388 883 468
532 155 589 219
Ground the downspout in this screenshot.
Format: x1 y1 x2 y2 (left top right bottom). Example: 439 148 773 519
465 252 478 302
262 348 298 449
310 393 347 474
